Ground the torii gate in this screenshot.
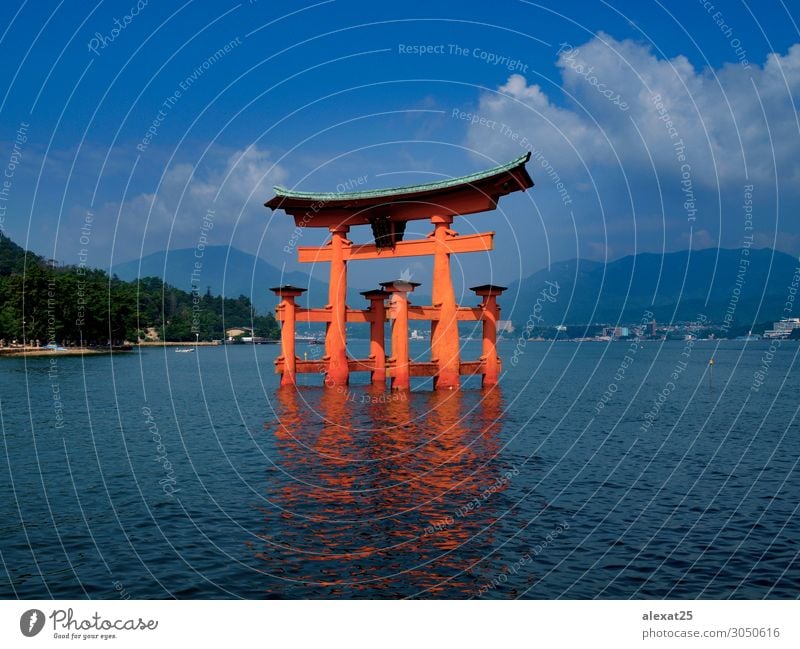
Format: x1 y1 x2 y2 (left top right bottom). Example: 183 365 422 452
265 152 533 390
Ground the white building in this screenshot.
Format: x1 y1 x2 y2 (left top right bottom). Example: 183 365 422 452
497 320 515 334
763 318 800 339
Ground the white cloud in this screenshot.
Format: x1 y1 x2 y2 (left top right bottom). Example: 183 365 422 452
463 34 800 260
474 35 800 185
110 145 288 259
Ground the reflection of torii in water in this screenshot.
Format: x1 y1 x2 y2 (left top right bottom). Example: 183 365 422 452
266 153 534 391
257 384 510 597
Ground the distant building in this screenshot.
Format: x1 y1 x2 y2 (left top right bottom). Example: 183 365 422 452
763 318 800 339
141 326 160 342
226 326 253 341
602 326 630 339
497 320 515 334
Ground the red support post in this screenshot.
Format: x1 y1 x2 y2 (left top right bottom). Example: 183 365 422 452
361 289 390 385
271 285 307 386
430 214 461 390
324 225 350 386
382 280 419 391
470 285 507 388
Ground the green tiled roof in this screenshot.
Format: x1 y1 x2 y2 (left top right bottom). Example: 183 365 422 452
270 152 531 202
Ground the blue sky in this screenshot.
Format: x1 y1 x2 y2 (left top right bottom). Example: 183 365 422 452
1 0 798 290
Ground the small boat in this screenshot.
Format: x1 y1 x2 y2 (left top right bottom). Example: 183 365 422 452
42 343 69 351
296 333 323 344
175 348 195 353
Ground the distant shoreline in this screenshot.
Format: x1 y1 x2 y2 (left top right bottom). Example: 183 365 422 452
0 345 135 358
136 341 221 347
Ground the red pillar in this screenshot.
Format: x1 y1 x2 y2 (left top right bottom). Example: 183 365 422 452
471 285 507 388
325 225 350 386
382 279 419 391
430 214 460 390
271 285 307 386
361 289 390 385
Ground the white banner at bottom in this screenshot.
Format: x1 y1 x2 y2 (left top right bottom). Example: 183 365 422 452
0 600 796 648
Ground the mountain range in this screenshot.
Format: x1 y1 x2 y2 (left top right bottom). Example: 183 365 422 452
505 247 799 326
113 246 334 313
112 245 799 326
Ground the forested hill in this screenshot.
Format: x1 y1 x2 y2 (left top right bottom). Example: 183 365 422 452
0 231 30 274
113 245 342 312
0 233 278 345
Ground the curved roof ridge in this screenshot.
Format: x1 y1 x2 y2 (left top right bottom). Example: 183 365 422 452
270 152 531 202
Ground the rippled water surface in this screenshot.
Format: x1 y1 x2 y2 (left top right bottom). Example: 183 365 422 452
1 340 798 598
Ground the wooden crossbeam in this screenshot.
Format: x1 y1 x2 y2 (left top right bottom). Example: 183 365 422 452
278 305 486 322
407 306 483 321
277 308 374 323
297 231 494 263
273 358 378 374
385 360 492 377
274 358 498 376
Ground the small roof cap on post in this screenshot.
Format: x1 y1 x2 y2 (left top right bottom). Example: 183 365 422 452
270 285 308 297
380 279 421 293
470 284 508 296
360 288 392 299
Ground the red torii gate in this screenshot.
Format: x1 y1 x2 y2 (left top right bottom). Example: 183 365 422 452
265 152 533 390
